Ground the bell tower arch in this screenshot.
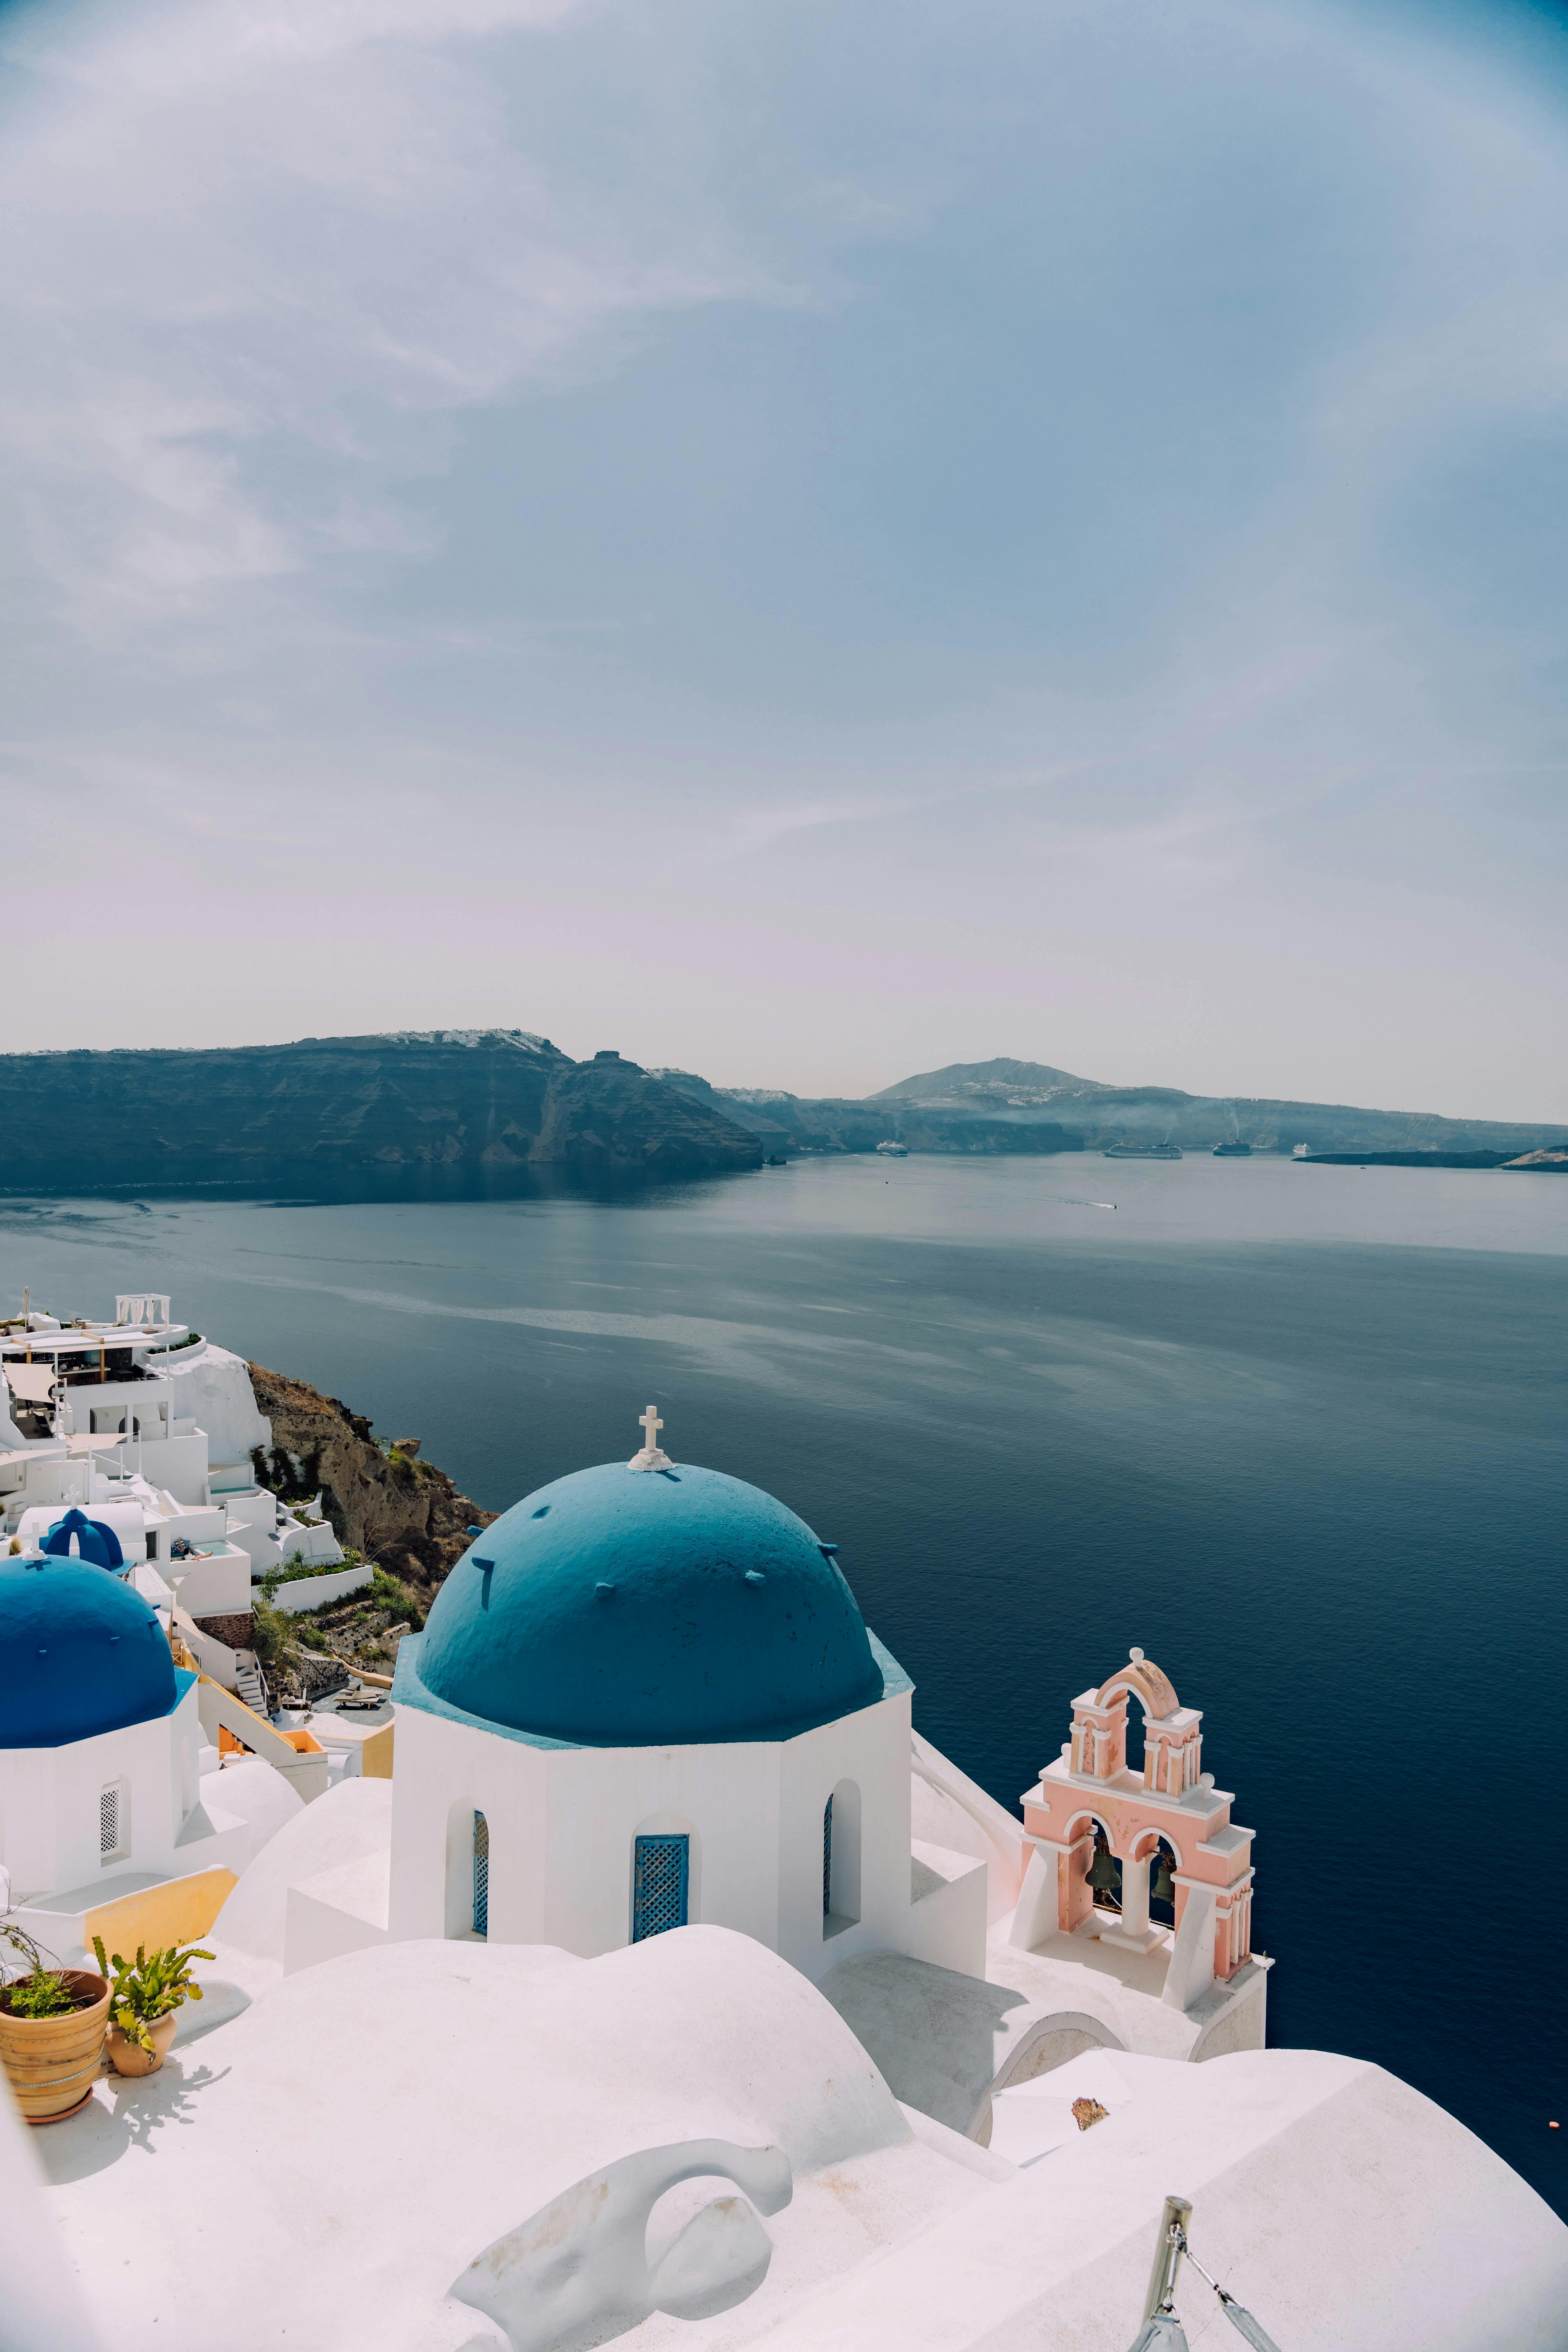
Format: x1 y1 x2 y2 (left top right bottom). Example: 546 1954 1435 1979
1014 1647 1259 2010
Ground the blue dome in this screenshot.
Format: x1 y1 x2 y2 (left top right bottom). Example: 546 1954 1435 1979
0 1556 178 1749
411 1461 885 1746
44 1508 125 1571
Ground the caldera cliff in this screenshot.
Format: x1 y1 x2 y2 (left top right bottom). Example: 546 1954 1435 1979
0 1031 763 1188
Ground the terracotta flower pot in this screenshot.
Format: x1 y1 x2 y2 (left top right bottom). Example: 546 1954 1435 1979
0 1970 110 2123
106 2012 179 2077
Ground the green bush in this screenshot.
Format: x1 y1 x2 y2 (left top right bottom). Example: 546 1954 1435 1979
259 1547 365 1603
1 1969 79 2018
0 1918 81 2018
369 1567 425 1628
250 1443 323 1505
249 1598 299 1679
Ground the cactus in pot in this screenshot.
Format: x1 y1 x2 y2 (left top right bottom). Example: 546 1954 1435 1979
93 1937 214 2076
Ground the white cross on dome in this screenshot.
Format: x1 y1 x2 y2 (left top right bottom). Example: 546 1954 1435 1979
628 1402 672 1472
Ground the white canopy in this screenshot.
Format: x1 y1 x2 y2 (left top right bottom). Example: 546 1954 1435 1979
3 1364 56 1403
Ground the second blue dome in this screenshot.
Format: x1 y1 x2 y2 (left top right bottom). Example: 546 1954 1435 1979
414 1461 885 1746
0 1555 178 1748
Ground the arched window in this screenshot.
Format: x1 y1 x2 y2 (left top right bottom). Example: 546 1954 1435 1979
632 1833 689 1941
443 1802 490 1939
472 1811 489 1938
822 1779 861 1937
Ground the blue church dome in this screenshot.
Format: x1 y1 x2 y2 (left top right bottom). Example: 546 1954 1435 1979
410 1461 887 1747
44 1507 125 1571
0 1556 180 1749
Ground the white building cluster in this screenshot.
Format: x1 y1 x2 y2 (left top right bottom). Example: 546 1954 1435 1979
0 1345 1563 2352
1 1298 350 1674
0 1295 371 1971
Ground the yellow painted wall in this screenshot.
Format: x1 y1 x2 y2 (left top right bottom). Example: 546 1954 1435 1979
84 1868 237 1960
360 1722 395 1779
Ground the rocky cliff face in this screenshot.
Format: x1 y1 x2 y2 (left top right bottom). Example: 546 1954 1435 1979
248 1361 495 1598
532 1052 764 1171
0 1032 763 1187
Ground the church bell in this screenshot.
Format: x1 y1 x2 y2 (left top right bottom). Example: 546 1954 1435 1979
1086 1843 1119 1895
1152 1850 1176 1904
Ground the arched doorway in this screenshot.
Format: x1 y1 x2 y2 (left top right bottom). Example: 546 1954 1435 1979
823 1779 862 1938
443 1801 489 1940
472 1811 489 1938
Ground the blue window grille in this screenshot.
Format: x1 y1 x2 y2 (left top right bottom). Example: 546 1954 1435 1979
473 1810 489 1938
632 1833 689 1942
822 1795 833 1916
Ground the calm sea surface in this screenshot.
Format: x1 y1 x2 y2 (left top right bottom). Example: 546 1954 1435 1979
3 1153 1565 2208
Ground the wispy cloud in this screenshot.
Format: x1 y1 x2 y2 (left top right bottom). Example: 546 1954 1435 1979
1 0 1566 1110
0 0 767 629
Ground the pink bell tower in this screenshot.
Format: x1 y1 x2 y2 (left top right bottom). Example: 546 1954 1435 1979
1012 1648 1260 2012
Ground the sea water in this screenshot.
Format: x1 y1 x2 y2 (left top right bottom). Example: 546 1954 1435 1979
3 1152 1564 2210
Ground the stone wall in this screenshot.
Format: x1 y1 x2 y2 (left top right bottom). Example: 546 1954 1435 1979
193 1611 255 1650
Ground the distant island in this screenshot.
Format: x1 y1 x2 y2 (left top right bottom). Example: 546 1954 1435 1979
656 1055 1568 1167
1 1038 1564 1193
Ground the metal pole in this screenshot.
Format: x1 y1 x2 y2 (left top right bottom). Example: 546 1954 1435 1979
1142 2196 1193 2323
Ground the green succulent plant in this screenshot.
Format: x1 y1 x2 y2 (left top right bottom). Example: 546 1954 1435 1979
91 1938 214 2057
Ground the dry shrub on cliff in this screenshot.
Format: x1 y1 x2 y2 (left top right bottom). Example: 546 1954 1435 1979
247 1363 494 1600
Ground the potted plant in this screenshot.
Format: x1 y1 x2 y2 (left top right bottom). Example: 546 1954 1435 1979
0 1910 110 2124
92 1937 213 2077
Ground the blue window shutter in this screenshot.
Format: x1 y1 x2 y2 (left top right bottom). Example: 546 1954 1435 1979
473 1811 489 1937
632 1833 689 1941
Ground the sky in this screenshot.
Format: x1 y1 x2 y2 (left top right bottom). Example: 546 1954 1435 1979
2 0 1567 1116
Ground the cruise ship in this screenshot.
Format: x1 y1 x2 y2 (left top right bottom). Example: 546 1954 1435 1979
1102 1139 1181 1159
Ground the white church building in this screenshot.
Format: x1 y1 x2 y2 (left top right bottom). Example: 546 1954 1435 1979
4 1396 1566 2352
384 1411 983 1980
0 1549 301 1969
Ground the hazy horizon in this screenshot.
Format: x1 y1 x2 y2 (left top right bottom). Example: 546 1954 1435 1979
3 0 1567 1118
2 1025 1565 1129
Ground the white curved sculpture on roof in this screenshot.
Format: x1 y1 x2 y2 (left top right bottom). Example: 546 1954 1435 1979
9 1925 1565 2352
3 1421 1563 2352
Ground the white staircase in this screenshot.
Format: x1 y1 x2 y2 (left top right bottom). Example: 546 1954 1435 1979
234 1650 270 1719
